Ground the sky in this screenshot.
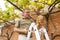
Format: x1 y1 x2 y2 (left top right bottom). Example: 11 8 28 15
0 0 6 11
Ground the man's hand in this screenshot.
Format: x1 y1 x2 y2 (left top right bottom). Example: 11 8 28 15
14 28 28 35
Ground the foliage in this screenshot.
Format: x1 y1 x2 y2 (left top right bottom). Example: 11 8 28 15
8 0 60 10
0 0 20 24
0 0 60 24
18 0 30 9
58 3 60 8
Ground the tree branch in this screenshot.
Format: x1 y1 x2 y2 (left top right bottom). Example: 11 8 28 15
49 1 60 12
45 14 49 32
43 10 60 16
7 0 23 12
48 0 57 11
49 10 60 15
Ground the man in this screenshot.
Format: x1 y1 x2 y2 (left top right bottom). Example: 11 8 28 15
14 11 42 40
14 11 40 40
14 8 33 40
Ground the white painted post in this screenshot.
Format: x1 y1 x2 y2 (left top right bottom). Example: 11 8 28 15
27 22 40 40
39 27 50 40
34 25 41 40
42 27 50 40
0 24 4 35
27 23 35 40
